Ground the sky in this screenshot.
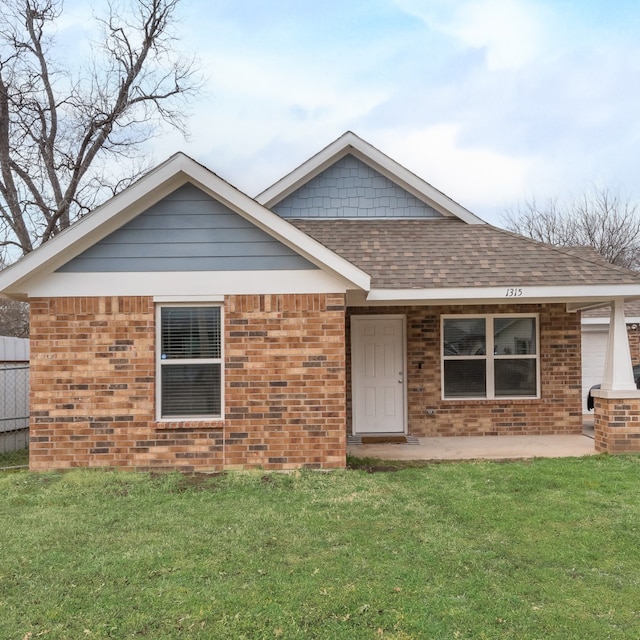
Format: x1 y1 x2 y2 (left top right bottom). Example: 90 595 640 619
60 0 640 226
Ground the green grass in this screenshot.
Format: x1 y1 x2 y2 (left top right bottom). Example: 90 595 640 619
2 457 640 639
0 446 28 469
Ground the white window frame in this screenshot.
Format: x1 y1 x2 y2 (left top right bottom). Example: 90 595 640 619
155 303 224 421
441 313 540 400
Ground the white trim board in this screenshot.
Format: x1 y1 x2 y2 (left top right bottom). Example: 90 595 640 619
441 312 541 401
0 153 370 299
21 270 351 298
358 285 640 306
582 316 640 325
256 132 485 225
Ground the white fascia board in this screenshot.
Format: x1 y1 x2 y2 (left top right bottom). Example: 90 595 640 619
580 317 640 327
0 154 192 295
365 285 640 305
581 317 610 326
346 147 484 225
582 316 640 325
256 139 353 207
0 152 370 297
22 270 351 298
181 158 370 291
581 320 609 329
256 132 485 225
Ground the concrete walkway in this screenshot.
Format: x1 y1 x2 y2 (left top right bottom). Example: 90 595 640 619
347 433 596 462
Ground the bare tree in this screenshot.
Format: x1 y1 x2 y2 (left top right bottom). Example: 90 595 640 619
502 187 640 270
0 0 198 259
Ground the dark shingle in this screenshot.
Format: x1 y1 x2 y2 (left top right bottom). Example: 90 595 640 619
290 219 640 289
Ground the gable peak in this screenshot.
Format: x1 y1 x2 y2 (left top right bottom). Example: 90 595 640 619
256 132 485 225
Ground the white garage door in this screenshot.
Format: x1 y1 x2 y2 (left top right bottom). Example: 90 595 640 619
581 325 608 413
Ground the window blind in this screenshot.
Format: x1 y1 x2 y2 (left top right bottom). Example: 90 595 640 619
159 306 222 418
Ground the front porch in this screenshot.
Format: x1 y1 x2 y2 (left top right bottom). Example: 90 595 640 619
347 303 584 439
346 298 640 456
347 427 596 462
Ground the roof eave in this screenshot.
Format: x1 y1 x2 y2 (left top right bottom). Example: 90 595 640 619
356 285 640 307
0 153 194 296
0 152 372 298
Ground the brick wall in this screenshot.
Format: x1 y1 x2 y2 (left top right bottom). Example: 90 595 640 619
594 396 640 453
627 324 640 365
347 303 582 437
224 294 346 470
29 294 346 472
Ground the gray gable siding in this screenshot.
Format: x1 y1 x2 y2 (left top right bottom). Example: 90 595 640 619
57 184 315 273
273 155 442 219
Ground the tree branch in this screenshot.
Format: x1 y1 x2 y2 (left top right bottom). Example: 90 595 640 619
502 187 640 270
0 0 199 256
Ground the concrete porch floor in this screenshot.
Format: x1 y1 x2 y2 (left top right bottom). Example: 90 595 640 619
347 417 597 462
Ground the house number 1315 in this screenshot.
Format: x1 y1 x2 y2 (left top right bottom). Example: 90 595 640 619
505 288 523 297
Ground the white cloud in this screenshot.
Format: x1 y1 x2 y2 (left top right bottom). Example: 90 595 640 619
392 0 552 70
106 0 640 226
146 44 390 192
377 124 533 219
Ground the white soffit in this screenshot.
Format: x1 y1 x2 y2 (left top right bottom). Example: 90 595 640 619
567 295 640 313
582 317 640 325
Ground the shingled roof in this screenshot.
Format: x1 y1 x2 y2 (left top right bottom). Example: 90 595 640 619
290 218 640 289
583 299 640 319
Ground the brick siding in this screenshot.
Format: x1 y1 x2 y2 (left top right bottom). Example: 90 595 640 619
29 294 346 472
594 396 640 453
29 296 582 471
224 294 346 470
628 324 640 365
347 303 583 437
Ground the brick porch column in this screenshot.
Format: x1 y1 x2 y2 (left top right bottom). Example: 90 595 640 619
592 394 640 453
592 299 640 453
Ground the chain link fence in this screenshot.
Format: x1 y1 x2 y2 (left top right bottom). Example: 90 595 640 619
0 364 29 460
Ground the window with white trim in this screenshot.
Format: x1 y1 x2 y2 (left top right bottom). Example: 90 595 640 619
157 305 222 418
442 315 539 399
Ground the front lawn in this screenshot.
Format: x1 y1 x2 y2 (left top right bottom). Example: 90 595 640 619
2 456 640 639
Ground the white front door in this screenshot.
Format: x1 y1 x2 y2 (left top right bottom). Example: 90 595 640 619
352 316 406 434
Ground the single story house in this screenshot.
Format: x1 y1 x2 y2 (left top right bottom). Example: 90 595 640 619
1 132 640 471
